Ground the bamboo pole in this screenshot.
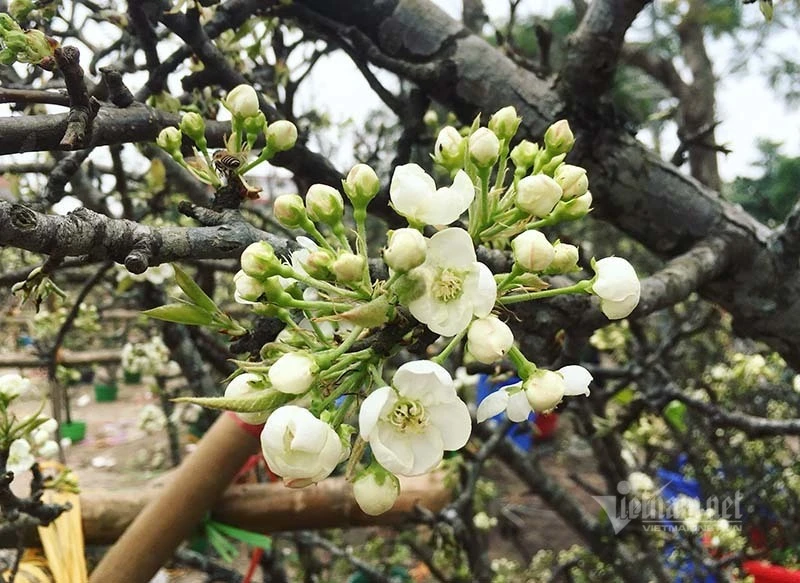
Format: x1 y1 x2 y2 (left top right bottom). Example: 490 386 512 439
88 413 260 583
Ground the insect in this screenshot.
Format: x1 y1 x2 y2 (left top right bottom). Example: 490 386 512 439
212 150 245 175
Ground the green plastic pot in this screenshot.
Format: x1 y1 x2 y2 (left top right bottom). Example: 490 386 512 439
123 370 141 384
94 383 118 402
60 421 87 443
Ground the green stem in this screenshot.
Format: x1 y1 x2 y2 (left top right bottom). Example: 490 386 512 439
507 345 535 379
431 327 468 365
330 394 356 428
299 218 336 252
287 298 354 313
282 266 364 300
499 280 592 305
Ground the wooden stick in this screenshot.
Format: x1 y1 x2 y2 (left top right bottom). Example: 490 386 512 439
88 413 260 583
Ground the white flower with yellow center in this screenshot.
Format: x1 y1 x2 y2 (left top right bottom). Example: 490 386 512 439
389 164 474 225
407 228 496 337
359 361 471 476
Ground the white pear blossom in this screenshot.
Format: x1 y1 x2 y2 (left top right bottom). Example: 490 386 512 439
511 230 555 272
0 374 31 400
477 365 591 423
467 317 514 364
138 404 168 434
352 469 400 516
359 361 471 476
592 257 641 319
7 439 35 474
469 127 501 167
224 84 260 118
225 373 270 424
390 164 474 225
260 405 347 488
268 352 316 395
434 126 464 162
407 228 496 337
515 174 562 217
38 440 59 459
384 228 427 273
234 270 264 304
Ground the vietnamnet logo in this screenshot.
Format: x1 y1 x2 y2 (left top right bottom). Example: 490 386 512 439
591 479 744 534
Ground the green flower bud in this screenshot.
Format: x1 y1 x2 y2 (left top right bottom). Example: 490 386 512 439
434 126 466 171
224 84 260 119
524 369 565 412
300 249 335 280
344 163 380 207
261 276 294 306
515 174 563 218
548 242 580 274
554 164 588 200
180 112 207 148
383 228 426 273
266 120 298 152
244 111 267 147
305 184 344 226
10 0 35 21
24 29 54 64
488 105 521 140
510 140 539 170
423 109 439 127
273 194 307 229
0 14 22 33
552 191 592 221
241 241 281 279
332 253 366 283
468 127 500 167
544 119 575 155
156 126 183 154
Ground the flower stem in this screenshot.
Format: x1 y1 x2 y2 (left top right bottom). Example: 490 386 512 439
431 327 468 365
498 280 592 305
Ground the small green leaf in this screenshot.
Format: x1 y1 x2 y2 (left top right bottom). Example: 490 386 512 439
207 521 273 550
612 386 636 405
142 303 215 326
172 264 219 314
663 400 687 432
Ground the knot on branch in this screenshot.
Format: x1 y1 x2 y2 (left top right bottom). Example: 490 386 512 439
99 66 135 108
9 204 37 230
125 246 152 274
54 46 100 149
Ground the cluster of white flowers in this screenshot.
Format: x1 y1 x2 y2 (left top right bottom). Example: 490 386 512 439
121 336 175 377
137 404 168 434
156 90 641 516
0 374 59 475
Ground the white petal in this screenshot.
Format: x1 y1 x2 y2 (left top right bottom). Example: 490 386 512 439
465 263 497 318
559 365 593 396
428 398 472 449
372 423 415 475
423 170 475 225
477 389 509 422
593 257 640 302
392 361 454 403
600 290 640 320
506 387 533 422
390 164 436 221
359 387 394 439
426 299 473 337
426 228 476 268
406 430 445 475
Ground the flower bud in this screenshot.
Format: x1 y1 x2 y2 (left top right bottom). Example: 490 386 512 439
511 230 555 272
467 317 514 364
344 163 380 206
38 440 59 459
0 373 31 401
234 270 264 303
241 241 281 279
553 191 592 221
548 242 580 273
267 120 298 152
524 370 565 412
468 127 500 167
544 120 574 155
332 253 365 283
554 164 588 200
300 249 335 279
225 373 269 424
244 111 267 147
488 106 520 140
434 126 466 170
353 467 400 516
383 228 426 272
510 140 539 170
515 174 563 217
24 29 53 63
156 126 182 154
180 112 207 147
224 84 260 118
423 109 439 127
273 194 307 229
268 352 317 394
305 184 344 225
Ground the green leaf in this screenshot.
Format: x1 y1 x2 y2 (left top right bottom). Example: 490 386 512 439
663 400 687 432
172 264 219 314
142 303 215 326
205 524 239 563
612 386 636 405
207 521 272 550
